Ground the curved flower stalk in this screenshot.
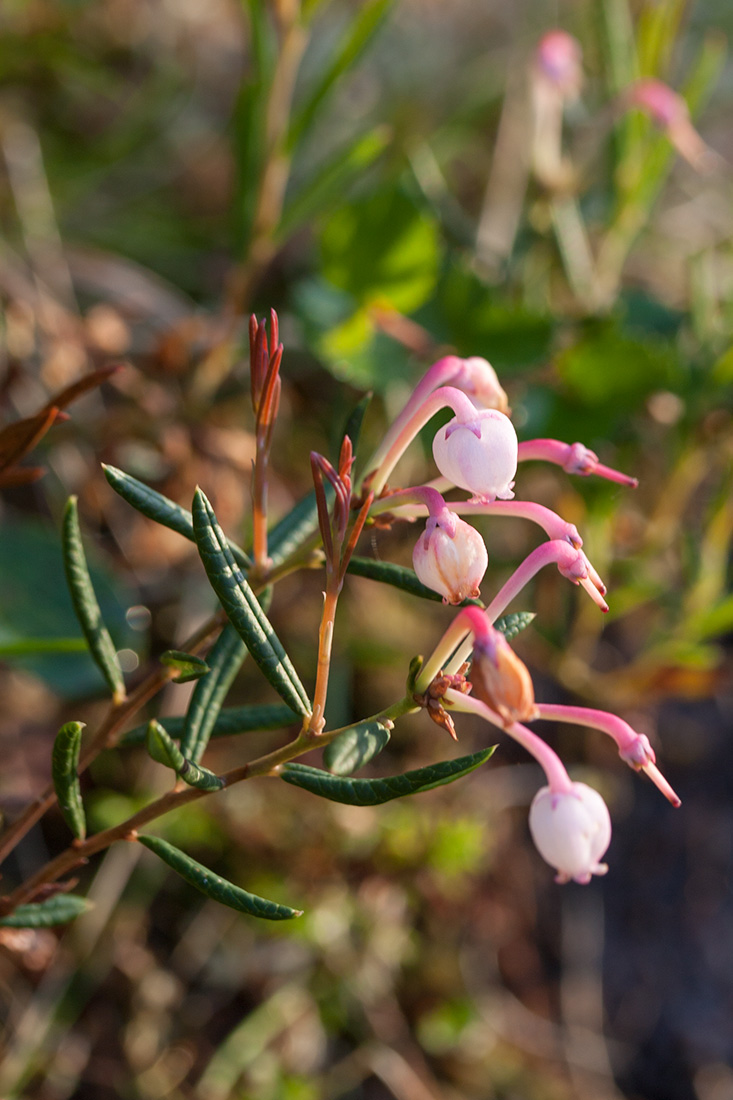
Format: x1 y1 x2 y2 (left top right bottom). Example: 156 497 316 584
365 356 509 480
367 386 517 499
535 704 680 806
405 486 488 604
517 438 638 487
626 79 721 174
531 30 584 189
444 686 611 884
377 496 583 550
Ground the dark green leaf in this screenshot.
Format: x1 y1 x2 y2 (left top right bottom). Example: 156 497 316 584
103 465 251 569
346 557 483 606
323 719 391 776
0 895 91 928
51 721 86 840
493 612 535 642
146 720 224 790
146 719 185 771
62 497 126 701
192 490 311 716
160 650 210 683
180 626 247 764
281 748 496 805
267 491 322 569
138 835 302 921
121 702 300 747
341 392 373 463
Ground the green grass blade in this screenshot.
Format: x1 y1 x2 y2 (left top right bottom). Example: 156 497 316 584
0 896 91 928
192 489 311 716
180 626 248 764
281 747 496 806
51 721 86 840
346 556 483 606
103 465 251 569
138 835 302 921
62 497 125 701
120 702 300 747
323 719 391 776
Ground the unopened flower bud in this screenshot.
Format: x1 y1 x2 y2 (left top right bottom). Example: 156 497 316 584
413 514 488 604
529 782 611 884
447 356 509 414
433 408 518 501
535 30 583 100
469 629 537 726
627 79 719 173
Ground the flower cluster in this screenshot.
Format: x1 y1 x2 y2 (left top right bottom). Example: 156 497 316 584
364 354 679 885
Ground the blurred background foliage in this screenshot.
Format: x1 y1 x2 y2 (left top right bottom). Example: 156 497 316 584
0 0 732 1097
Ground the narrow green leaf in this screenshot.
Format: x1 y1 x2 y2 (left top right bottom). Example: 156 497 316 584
138 835 302 921
0 895 91 928
146 719 185 771
180 626 247 764
177 759 225 792
51 721 86 840
493 612 535 641
146 720 224 790
267 490 322 568
120 702 299 747
346 557 483 606
62 497 126 701
192 490 311 716
160 650 210 683
323 719 391 776
103 465 251 569
278 128 389 240
281 748 496 806
287 0 393 151
341 392 373 462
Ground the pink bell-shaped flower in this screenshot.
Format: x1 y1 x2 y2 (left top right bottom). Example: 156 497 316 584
529 781 611 884
447 356 509 413
433 408 518 501
413 513 488 604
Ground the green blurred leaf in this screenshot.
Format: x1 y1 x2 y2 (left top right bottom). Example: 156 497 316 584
0 636 87 656
320 187 439 313
62 497 125 701
556 326 680 406
51 721 86 840
138 835 302 921
160 649 210 683
281 747 496 805
103 465 251 569
0 895 91 928
323 719 392 775
121 702 299 747
192 489 311 716
180 626 247 764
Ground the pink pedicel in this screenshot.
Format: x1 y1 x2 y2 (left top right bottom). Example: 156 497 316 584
517 438 638 487
529 783 611 884
627 79 719 173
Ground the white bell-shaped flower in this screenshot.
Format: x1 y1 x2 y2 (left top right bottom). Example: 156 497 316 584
413 514 488 604
528 781 611 884
432 408 518 501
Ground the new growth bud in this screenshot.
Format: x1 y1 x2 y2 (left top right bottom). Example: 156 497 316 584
433 408 518 501
446 356 509 414
529 782 611 884
469 626 538 726
413 512 488 605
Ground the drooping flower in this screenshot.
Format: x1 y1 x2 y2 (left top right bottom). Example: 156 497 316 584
413 512 488 605
529 782 611 884
627 78 720 173
432 408 518 501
